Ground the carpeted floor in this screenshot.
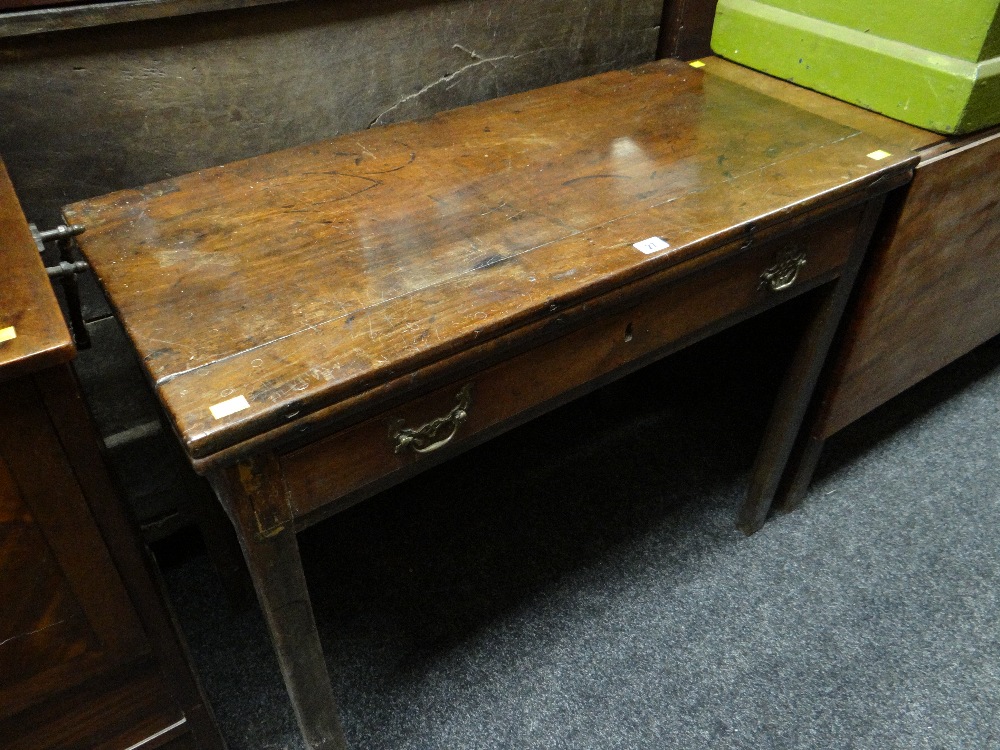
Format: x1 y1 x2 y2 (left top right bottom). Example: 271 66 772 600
158 310 1000 750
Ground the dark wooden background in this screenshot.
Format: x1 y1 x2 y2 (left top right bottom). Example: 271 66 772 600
659 0 719 60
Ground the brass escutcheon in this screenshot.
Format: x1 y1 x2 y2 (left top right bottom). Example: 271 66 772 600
759 247 808 292
390 384 473 454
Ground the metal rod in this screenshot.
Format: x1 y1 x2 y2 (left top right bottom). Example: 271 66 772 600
45 260 90 279
36 223 85 242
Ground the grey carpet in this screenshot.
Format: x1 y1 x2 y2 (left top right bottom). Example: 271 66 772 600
159 312 1000 750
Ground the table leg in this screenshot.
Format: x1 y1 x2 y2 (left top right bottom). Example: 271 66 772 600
771 434 827 515
737 195 886 534
208 457 347 750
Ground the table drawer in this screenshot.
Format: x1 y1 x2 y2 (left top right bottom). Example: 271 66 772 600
281 205 863 520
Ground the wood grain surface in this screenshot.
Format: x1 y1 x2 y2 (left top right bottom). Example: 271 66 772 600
812 128 1000 436
0 157 73 381
700 58 944 153
66 58 917 465
0 155 224 749
0 375 150 721
0 365 226 750
280 205 861 525
0 661 185 750
34 364 228 750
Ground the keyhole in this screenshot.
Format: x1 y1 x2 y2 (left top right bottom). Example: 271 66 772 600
624 322 634 342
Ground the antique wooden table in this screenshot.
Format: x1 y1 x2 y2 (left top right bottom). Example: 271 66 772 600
66 59 917 749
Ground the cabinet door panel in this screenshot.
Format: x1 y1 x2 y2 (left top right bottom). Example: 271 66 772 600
0 460 97 687
0 377 148 719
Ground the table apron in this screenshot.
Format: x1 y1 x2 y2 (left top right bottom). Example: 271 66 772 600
279 203 863 526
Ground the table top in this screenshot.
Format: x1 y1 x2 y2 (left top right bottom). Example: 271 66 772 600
700 58 945 153
66 58 918 465
0 157 74 382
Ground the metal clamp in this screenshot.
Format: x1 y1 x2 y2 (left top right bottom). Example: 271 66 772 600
32 223 86 251
30 222 90 348
759 248 807 292
390 384 472 454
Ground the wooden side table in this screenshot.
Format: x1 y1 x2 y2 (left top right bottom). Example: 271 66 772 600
0 158 225 750
694 59 999 509
67 59 919 749
772 124 1000 506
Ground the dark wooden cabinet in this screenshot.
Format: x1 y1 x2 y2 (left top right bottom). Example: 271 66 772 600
1 372 147 718
0 157 224 750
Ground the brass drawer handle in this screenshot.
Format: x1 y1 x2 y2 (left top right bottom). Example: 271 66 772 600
390 384 472 454
759 248 807 292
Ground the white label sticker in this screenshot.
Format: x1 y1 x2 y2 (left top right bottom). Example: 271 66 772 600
209 395 250 420
633 237 670 255
867 150 891 161
0 326 16 343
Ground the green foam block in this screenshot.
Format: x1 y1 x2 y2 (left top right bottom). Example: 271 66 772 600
711 0 1000 134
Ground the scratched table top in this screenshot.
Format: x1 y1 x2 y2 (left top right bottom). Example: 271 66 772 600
66 58 919 465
